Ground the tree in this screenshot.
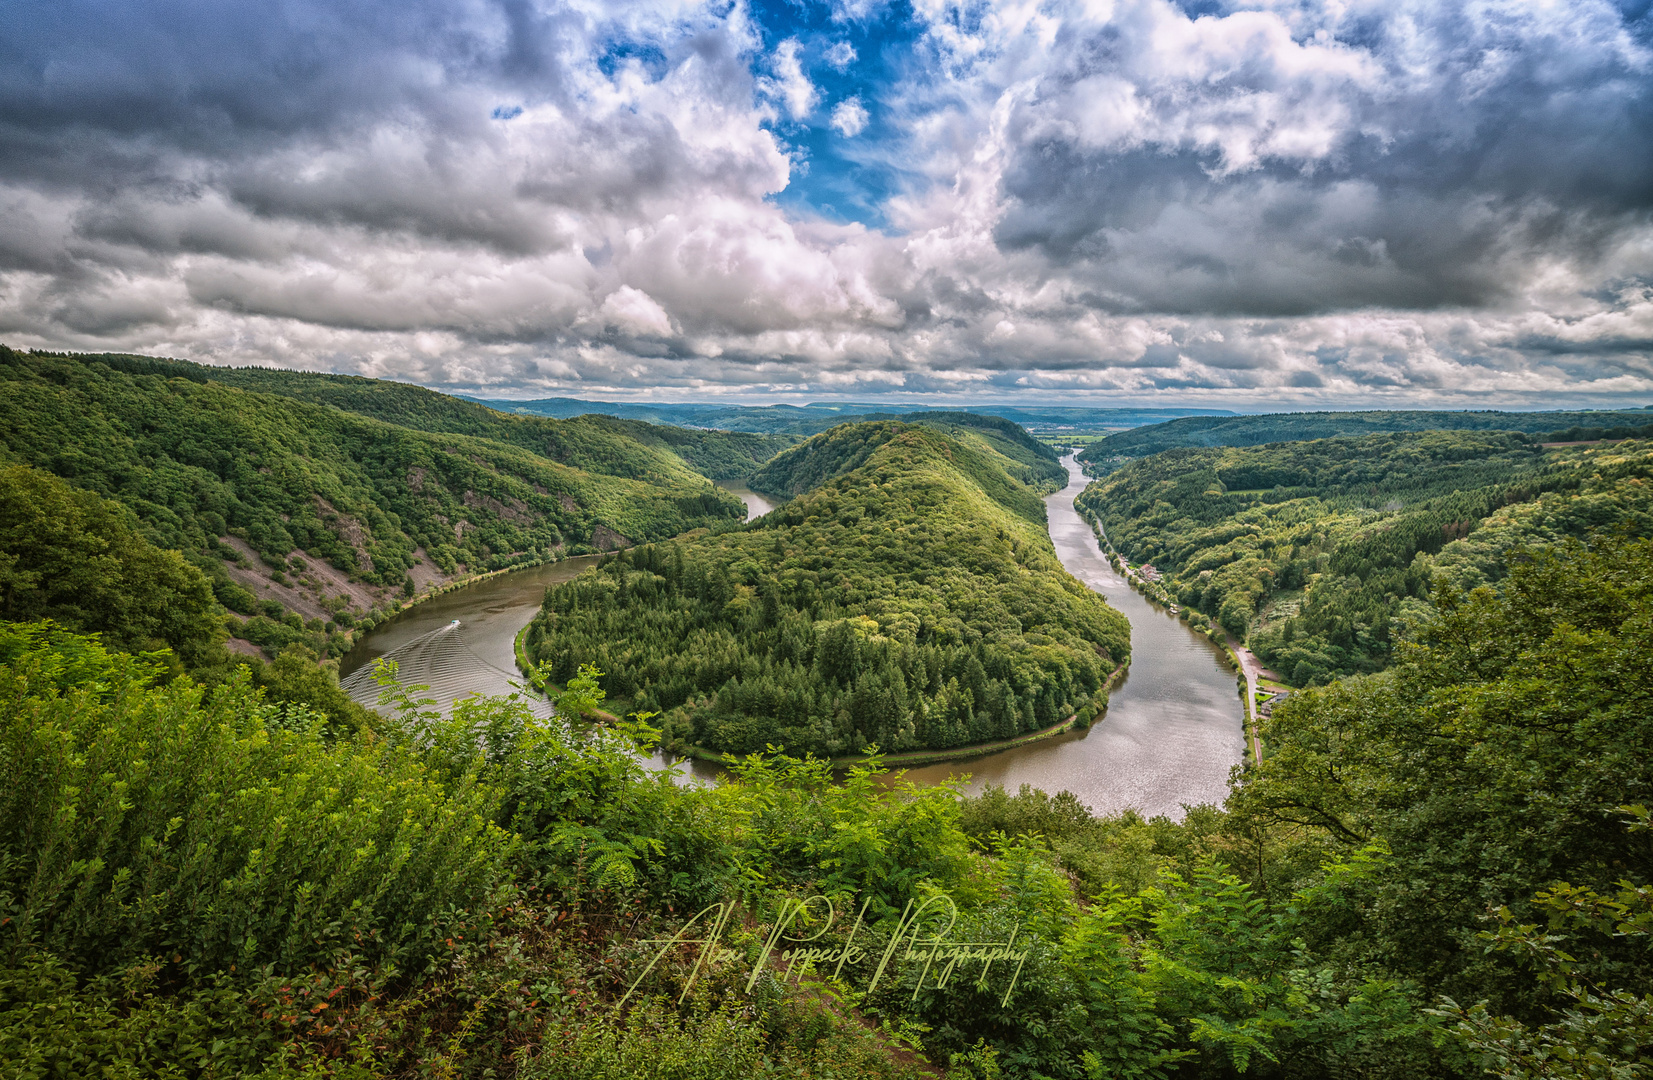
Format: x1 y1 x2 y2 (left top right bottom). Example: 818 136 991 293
0 465 222 666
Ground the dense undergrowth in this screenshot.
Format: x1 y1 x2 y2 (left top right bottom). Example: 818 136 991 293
4 531 1649 1078
525 422 1128 757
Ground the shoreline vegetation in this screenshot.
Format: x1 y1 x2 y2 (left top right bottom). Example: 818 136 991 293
637 659 1135 771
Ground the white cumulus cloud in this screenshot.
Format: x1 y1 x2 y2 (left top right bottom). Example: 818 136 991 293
830 97 870 136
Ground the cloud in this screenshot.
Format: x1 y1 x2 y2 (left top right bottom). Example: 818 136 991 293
830 97 870 136
761 38 817 120
824 41 858 70
594 285 674 337
0 0 1648 407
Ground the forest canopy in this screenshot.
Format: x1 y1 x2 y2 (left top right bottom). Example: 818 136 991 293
1076 430 1653 684
525 421 1128 757
1079 407 1653 461
0 346 753 660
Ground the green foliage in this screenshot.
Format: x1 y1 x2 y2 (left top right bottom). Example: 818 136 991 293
0 464 223 666
0 623 513 977
1439 814 1653 1080
719 752 972 912
528 422 1129 756
1230 537 1653 1011
241 643 378 737
959 785 1229 898
1077 432 1653 682
0 953 273 1080
519 995 929 1079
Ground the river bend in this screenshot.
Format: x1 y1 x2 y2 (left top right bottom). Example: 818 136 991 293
341 458 1245 816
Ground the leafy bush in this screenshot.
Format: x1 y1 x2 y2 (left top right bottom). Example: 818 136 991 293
0 623 513 977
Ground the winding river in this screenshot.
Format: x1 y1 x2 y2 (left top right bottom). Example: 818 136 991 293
897 458 1246 817
340 458 1245 817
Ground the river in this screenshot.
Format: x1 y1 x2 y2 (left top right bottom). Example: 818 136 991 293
895 457 1246 817
338 556 604 710
340 459 1245 817
715 478 777 522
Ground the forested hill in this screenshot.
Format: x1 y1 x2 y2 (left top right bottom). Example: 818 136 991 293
210 365 794 481
0 346 747 664
1076 430 1653 684
750 414 1063 506
525 421 1130 758
1079 406 1653 461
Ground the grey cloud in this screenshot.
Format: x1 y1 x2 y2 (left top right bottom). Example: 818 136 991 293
0 0 1649 409
986 0 1653 316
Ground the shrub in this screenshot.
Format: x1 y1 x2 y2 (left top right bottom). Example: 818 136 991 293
0 622 514 978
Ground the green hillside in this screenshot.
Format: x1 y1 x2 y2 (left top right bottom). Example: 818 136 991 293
1078 406 1653 462
1075 430 1653 683
750 416 1060 511
0 347 747 660
525 421 1129 757
212 366 795 480
0 465 221 667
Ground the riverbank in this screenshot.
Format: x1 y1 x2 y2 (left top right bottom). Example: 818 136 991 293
1083 515 1262 765
359 454 1246 818
339 553 567 655
832 660 1132 769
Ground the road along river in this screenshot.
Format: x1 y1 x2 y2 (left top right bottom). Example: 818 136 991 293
341 458 1245 817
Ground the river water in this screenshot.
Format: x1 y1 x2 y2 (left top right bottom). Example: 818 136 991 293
338 556 603 709
715 479 777 522
896 458 1246 817
340 459 1244 817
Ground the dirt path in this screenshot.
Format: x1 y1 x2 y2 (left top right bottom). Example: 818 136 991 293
1226 634 1266 765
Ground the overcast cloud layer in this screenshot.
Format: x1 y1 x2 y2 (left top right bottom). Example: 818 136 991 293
1 0 1650 406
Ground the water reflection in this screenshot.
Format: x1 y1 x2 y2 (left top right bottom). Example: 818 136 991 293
339 556 602 699
715 479 777 522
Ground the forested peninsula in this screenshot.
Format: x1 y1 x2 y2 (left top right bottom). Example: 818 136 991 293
524 419 1127 757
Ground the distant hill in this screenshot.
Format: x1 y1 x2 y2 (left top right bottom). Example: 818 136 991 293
751 411 1066 499
1079 407 1653 463
474 397 1232 436
195 367 796 481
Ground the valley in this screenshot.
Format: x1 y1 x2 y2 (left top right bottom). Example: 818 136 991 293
4 350 1650 1080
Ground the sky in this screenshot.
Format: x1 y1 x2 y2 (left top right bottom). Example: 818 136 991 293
1 0 1651 408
